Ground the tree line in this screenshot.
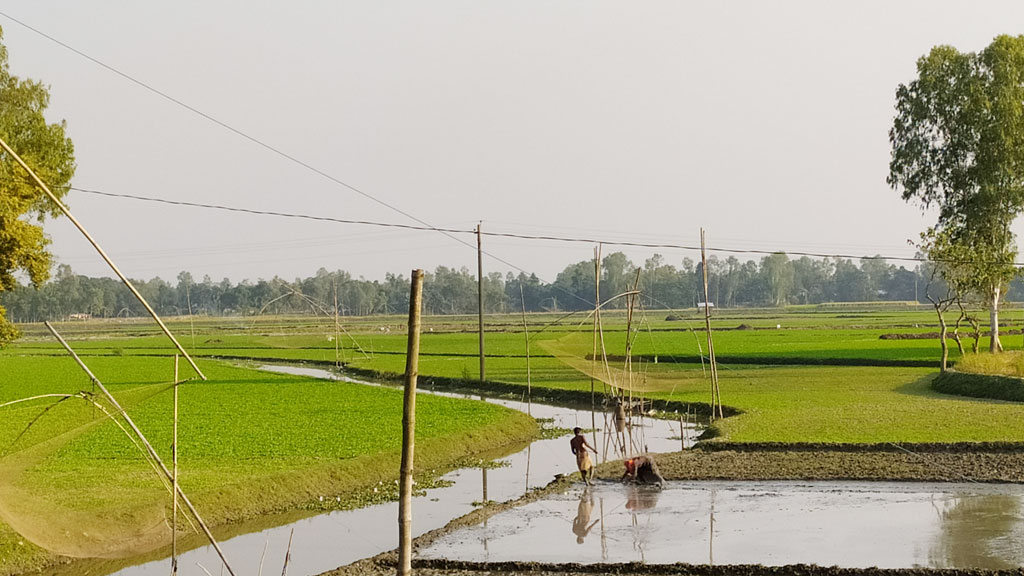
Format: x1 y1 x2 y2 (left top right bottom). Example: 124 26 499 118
6 252 1016 322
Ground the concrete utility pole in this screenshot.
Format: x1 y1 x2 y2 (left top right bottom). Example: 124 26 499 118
477 223 485 382
398 270 424 576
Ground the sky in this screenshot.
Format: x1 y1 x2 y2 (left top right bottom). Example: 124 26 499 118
2 1 1024 285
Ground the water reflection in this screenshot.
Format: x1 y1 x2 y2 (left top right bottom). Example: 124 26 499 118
625 484 659 514
930 493 1024 569
421 481 1024 569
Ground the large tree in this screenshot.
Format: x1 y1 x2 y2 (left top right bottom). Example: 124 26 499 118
889 35 1024 352
0 26 76 344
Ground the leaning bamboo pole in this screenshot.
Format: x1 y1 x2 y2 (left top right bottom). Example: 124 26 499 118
172 355 180 576
519 281 532 417
43 322 235 576
398 269 424 576
0 136 206 380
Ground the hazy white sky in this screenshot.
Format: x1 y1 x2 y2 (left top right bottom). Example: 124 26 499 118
3 1 1024 284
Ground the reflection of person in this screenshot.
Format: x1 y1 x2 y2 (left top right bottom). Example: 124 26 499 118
570 427 598 485
625 482 660 512
571 489 599 544
621 455 665 488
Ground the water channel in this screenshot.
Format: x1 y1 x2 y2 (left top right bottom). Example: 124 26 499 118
96 366 1024 575
102 365 692 576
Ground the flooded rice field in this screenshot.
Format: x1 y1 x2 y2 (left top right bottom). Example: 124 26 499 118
420 480 1024 570
103 365 694 576
94 366 1024 575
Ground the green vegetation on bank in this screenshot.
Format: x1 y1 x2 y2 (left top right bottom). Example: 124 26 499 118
0 355 536 574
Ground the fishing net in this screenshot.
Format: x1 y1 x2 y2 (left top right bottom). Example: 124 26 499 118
538 330 708 397
0 383 176 559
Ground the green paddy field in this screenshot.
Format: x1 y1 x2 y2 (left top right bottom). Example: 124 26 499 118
3 304 1024 574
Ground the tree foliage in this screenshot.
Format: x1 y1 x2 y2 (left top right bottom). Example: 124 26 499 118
889 35 1024 351
0 25 76 344
2 254 936 323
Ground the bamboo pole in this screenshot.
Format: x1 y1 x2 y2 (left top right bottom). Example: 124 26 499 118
0 136 206 380
281 528 294 576
43 322 234 576
334 281 342 367
519 281 532 417
398 269 424 576
680 414 685 451
591 245 601 455
477 223 485 382
172 355 180 576
700 229 723 420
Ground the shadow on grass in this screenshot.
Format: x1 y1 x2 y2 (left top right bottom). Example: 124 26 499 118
894 371 1024 405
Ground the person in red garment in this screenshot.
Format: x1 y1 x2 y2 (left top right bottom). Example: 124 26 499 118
622 454 665 488
570 427 598 485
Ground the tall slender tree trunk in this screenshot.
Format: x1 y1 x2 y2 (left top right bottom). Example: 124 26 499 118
990 285 1003 353
931 301 950 372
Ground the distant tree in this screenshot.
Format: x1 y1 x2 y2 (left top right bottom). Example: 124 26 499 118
0 26 77 344
551 260 596 311
833 259 871 302
889 35 1024 352
761 252 794 306
600 252 635 307
792 256 833 304
860 256 892 300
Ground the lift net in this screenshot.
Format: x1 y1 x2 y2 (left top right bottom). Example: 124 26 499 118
0 383 173 559
538 330 707 397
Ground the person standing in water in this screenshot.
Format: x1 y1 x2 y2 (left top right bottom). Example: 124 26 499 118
570 427 598 485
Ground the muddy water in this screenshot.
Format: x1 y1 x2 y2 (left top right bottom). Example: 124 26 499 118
420 480 1024 570
104 366 694 576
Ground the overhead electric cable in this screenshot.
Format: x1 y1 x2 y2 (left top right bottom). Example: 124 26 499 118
0 10 472 249
0 10 606 309
65 185 993 266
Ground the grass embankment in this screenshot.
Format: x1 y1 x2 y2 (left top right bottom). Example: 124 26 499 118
14 308 1024 445
0 354 536 575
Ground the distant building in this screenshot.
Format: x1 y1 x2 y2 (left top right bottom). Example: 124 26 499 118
68 313 92 321
696 302 715 311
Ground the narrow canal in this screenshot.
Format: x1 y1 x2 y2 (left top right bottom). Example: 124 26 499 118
102 365 692 576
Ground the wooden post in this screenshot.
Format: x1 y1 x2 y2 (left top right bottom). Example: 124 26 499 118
477 223 485 382
398 269 424 576
680 414 685 451
172 355 179 576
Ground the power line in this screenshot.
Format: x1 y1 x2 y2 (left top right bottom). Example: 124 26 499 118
0 10 600 307
0 10 473 249
69 187 468 235
68 185 942 265
5 12 1013 273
